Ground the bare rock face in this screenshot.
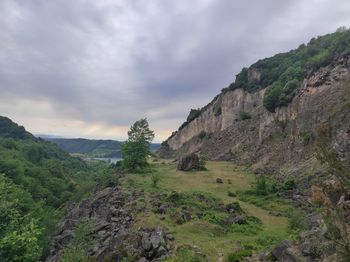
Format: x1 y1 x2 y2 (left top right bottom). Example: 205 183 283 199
177 153 204 171
46 187 173 262
160 53 350 180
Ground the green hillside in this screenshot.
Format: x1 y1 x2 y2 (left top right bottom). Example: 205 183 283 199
45 137 160 158
0 116 115 261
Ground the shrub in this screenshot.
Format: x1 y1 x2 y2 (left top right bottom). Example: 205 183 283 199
202 210 227 224
256 177 268 195
286 208 306 232
215 107 222 117
228 191 237 197
283 178 296 190
199 155 208 167
263 82 283 112
151 173 160 188
239 111 251 120
300 131 312 145
227 250 253 262
198 131 206 140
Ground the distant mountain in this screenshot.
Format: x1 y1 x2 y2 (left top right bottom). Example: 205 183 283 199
45 137 160 158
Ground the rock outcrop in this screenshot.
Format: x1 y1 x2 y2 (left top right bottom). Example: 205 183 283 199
46 187 173 262
177 153 205 171
160 53 350 179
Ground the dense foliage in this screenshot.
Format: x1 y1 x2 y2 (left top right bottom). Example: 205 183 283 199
121 118 155 172
0 116 117 260
227 28 350 111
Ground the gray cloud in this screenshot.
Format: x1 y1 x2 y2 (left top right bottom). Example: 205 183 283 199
1 0 350 141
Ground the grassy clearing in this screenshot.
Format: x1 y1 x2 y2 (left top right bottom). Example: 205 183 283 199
122 161 293 261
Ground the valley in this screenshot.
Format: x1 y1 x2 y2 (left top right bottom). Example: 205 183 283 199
0 27 350 262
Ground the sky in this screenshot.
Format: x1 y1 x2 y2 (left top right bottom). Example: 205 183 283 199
1 0 350 142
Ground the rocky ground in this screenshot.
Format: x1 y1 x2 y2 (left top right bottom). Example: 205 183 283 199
46 186 174 262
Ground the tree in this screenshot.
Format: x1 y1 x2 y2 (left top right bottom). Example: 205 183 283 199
121 118 155 172
263 82 283 112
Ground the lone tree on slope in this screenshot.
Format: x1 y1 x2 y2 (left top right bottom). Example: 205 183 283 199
121 118 155 172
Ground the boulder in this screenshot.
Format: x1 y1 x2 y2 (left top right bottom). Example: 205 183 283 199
216 178 223 183
177 153 204 171
272 240 300 262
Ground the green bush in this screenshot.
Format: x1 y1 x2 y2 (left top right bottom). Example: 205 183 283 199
202 210 227 224
283 179 296 190
256 177 268 195
239 111 251 120
286 208 306 232
198 131 206 140
263 82 283 112
227 249 253 262
228 191 237 197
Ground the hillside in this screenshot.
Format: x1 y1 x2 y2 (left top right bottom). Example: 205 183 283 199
159 29 350 182
0 116 116 261
45 137 160 158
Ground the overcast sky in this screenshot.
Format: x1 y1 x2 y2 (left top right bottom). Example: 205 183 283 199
1 0 350 142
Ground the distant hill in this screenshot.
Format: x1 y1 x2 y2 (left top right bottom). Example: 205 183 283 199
44 137 160 158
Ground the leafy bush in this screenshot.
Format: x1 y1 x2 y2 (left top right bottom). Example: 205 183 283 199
202 210 227 224
239 111 251 120
227 249 253 262
199 155 208 168
228 191 237 197
283 178 296 190
263 82 283 112
230 216 263 234
286 208 306 232
198 131 206 139
256 177 268 195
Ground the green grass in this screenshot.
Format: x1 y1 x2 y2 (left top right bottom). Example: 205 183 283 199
122 161 293 261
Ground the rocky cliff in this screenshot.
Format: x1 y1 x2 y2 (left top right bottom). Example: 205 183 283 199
160 53 350 178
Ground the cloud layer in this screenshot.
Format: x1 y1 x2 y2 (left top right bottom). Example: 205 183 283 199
1 0 350 141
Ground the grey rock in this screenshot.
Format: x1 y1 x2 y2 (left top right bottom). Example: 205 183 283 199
166 234 174 241
142 236 152 251
272 240 297 262
150 235 161 249
177 153 204 171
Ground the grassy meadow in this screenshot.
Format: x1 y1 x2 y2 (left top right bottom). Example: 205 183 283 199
121 160 296 261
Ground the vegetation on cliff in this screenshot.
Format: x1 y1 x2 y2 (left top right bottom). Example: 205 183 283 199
177 28 350 129
229 27 350 111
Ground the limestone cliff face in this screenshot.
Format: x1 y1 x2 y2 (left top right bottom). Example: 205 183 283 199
160 54 350 174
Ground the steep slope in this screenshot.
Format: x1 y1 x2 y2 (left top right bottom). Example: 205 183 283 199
0 116 106 260
159 30 350 178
